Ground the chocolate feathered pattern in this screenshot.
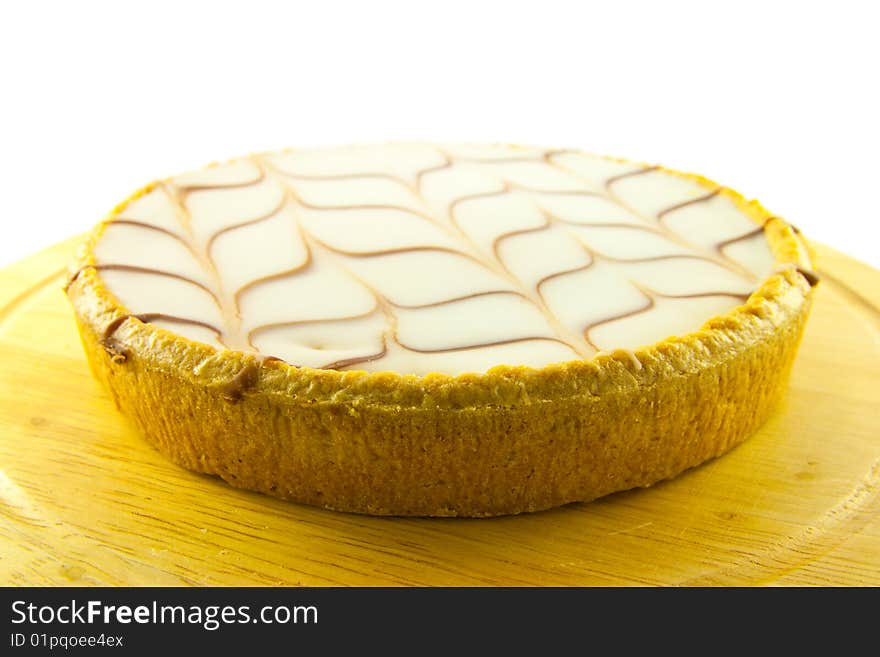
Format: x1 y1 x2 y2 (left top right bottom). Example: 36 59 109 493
65 145 817 516
76 145 790 372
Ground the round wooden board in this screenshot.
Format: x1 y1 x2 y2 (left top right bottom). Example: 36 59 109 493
1 237 878 587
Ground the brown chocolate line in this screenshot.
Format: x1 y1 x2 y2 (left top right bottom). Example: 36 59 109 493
508 184 603 197
583 292 656 349
656 189 721 221
594 252 740 266
320 339 389 371
264 155 430 204
272 170 405 184
64 265 91 292
247 305 381 341
106 219 204 262
561 220 665 233
290 183 485 264
233 244 314 314
266 151 450 191
414 156 452 189
397 335 577 355
452 153 548 164
543 149 575 161
450 148 571 166
604 165 659 190
133 313 224 337
535 260 596 294
307 238 479 263
295 197 435 220
93 265 218 302
448 184 510 230
796 266 821 287
205 195 288 257
583 284 755 350
389 289 527 310
175 167 266 198
716 225 766 252
109 219 185 242
102 312 224 344
651 290 751 302
491 215 552 261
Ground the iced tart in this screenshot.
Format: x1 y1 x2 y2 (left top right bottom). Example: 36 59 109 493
66 142 818 516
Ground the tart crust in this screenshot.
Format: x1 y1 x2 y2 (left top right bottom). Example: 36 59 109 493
65 156 818 517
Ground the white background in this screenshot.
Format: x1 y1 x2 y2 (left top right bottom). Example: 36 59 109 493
2 0 878 270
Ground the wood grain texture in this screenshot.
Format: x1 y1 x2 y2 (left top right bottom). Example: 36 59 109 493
1 236 878 586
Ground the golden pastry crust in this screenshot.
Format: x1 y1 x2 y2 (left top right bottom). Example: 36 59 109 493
65 156 818 516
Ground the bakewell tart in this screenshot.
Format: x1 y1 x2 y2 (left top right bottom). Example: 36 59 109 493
65 143 818 517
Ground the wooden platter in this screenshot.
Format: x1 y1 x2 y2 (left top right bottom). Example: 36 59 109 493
1 237 878 586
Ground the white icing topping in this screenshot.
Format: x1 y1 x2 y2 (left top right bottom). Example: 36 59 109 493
91 143 776 375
